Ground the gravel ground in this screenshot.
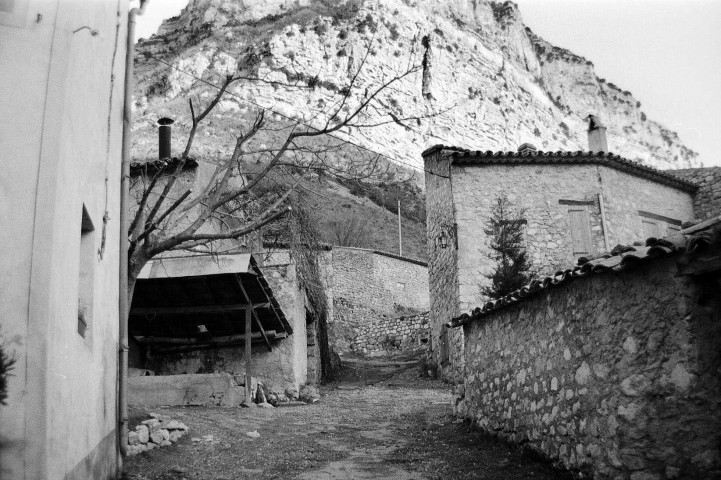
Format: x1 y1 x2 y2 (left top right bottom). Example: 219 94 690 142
122 354 573 480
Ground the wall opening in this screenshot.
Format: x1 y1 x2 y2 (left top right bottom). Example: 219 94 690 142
78 205 95 338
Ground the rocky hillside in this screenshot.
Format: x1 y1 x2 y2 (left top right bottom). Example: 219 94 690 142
131 0 702 259
133 0 700 171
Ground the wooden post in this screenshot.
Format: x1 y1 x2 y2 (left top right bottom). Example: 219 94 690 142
397 199 403 256
244 303 252 404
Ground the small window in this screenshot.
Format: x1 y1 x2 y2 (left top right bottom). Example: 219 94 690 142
642 220 660 239
666 224 681 236
568 208 593 255
396 282 406 291
78 206 95 338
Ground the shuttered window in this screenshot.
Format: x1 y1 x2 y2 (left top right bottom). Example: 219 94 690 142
568 208 593 255
642 220 660 239
666 224 681 236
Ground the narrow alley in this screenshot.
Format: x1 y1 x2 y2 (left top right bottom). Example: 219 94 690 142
122 355 572 480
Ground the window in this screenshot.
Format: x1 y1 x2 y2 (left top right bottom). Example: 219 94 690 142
78 206 95 338
568 208 593 255
642 220 660 239
396 282 406 291
638 210 682 240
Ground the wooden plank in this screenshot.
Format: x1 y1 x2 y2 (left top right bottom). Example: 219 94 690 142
245 305 252 404
569 208 592 255
133 331 276 345
638 210 683 226
130 302 270 316
235 276 272 352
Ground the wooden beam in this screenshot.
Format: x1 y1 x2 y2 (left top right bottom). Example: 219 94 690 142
133 331 277 345
130 302 270 316
234 276 273 352
245 304 252 404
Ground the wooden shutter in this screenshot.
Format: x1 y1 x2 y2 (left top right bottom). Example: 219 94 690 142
642 220 659 239
569 208 592 255
666 224 681 236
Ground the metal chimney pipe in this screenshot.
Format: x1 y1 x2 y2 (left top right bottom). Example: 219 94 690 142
158 117 174 160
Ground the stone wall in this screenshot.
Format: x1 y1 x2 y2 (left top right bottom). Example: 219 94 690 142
455 255 721 479
450 162 695 314
350 312 430 356
672 167 721 221
424 151 464 382
329 247 430 354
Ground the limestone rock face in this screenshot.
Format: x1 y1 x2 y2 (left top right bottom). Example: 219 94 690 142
133 0 700 170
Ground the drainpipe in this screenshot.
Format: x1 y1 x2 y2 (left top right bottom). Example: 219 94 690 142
120 0 147 458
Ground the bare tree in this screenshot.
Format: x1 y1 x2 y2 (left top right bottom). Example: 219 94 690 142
127 39 442 303
328 213 372 248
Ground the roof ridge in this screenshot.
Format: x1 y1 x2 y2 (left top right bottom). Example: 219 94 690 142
422 146 698 192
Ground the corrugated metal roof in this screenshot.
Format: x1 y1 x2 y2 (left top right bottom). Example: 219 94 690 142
447 215 721 329
421 145 698 192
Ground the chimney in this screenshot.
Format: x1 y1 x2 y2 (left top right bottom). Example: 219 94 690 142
587 114 608 153
517 143 537 154
158 117 174 160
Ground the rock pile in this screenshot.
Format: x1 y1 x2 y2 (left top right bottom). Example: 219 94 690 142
126 413 189 456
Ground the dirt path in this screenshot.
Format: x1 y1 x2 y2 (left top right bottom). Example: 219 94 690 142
122 355 572 480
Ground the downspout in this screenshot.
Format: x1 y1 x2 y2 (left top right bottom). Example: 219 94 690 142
119 0 147 458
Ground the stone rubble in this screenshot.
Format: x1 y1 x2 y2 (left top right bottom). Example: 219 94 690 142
125 413 190 456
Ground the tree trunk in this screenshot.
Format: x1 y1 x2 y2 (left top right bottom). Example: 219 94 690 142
128 249 151 309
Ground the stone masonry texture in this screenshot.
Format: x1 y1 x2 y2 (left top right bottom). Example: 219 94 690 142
672 167 721 221
329 247 429 353
424 150 696 383
350 312 430 356
424 152 464 382
454 255 721 479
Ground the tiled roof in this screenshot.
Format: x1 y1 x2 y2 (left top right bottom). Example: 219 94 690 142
447 215 721 329
421 145 698 192
129 157 198 176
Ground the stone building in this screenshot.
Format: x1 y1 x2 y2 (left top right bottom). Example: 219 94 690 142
448 217 721 479
422 122 700 382
127 253 320 403
326 247 430 355
0 2 128 478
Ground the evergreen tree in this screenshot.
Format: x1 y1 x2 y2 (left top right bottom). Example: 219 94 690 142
482 195 534 299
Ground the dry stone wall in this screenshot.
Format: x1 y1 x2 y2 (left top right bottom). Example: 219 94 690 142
672 167 721 221
455 255 721 480
329 247 430 354
350 312 430 356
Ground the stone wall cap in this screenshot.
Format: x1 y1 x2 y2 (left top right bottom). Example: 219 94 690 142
421 145 699 193
447 215 721 329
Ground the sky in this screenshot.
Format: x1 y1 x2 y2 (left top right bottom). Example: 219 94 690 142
134 0 721 167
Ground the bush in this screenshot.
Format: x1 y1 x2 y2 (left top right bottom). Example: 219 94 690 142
0 329 16 406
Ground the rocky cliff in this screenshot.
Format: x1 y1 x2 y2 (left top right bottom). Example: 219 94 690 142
133 0 700 171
